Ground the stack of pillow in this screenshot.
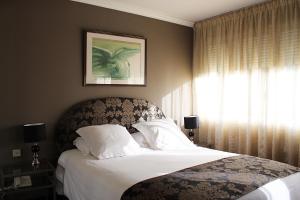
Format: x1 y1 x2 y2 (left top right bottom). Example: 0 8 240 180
73 118 196 160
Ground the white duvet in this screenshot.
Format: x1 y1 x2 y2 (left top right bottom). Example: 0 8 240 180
58 148 300 200
58 147 236 200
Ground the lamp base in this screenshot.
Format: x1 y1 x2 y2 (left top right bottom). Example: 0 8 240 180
188 129 194 143
31 143 40 168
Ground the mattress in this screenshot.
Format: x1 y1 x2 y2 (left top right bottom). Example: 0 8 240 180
55 164 65 195
55 164 65 183
240 172 300 200
58 147 236 200
57 148 300 200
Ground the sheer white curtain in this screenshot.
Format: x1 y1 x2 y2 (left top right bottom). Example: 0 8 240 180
193 0 300 166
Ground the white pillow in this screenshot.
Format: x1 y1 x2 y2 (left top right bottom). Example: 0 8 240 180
76 124 141 159
131 132 150 148
133 119 196 150
73 137 90 156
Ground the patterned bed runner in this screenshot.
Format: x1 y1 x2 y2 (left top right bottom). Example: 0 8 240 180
121 155 299 200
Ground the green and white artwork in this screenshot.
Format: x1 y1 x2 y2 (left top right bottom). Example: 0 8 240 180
85 31 146 86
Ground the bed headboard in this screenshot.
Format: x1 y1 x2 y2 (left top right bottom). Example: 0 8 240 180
55 97 165 153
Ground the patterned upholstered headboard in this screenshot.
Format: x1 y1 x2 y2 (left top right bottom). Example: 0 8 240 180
55 97 165 153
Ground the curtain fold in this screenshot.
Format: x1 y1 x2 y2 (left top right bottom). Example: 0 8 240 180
193 0 300 166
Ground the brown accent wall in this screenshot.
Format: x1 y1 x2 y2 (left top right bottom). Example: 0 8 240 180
0 0 193 165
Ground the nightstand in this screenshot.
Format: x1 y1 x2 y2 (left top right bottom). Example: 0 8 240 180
197 143 214 149
0 160 56 200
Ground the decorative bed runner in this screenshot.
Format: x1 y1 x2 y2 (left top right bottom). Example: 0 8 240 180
121 155 299 200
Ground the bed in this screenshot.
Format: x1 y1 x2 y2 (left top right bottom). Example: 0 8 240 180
55 97 300 200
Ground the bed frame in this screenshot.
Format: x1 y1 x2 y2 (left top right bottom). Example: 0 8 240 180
55 97 165 154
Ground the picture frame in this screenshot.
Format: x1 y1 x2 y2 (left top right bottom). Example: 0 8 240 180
84 30 147 86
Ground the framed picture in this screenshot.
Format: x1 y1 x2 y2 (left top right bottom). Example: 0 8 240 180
84 30 146 86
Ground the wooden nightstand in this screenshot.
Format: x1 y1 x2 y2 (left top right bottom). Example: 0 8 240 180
0 160 56 200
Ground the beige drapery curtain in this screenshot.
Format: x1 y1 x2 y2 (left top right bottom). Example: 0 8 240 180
193 0 300 166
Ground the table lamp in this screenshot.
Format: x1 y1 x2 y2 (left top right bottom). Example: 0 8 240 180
23 123 46 167
184 116 199 143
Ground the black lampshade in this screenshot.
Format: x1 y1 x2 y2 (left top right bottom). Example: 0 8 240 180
23 123 46 143
184 116 199 129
